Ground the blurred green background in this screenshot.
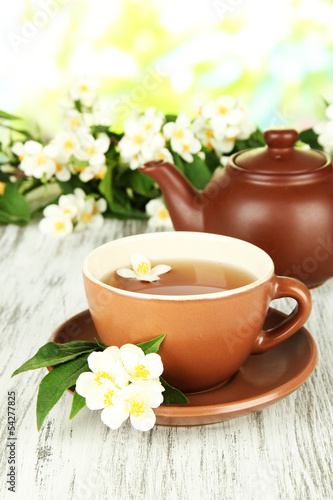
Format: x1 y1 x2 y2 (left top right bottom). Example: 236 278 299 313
1 0 333 135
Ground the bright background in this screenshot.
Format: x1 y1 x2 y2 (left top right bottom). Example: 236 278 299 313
1 0 333 135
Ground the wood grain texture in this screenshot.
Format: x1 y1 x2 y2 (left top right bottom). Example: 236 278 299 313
0 220 332 500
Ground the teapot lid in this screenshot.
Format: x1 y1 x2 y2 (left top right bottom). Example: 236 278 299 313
233 128 329 174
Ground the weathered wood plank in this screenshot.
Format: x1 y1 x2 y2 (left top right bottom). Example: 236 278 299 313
0 221 332 500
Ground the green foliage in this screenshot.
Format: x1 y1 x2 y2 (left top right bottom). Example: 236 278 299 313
12 334 188 430
0 184 31 226
298 129 321 149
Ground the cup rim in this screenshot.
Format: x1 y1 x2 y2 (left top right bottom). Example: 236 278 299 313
83 232 275 301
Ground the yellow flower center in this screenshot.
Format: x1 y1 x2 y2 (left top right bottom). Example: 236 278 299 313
55 162 63 173
134 364 150 379
130 400 145 418
218 105 229 114
134 135 143 144
96 169 106 180
145 123 152 130
54 221 65 231
18 155 24 161
205 129 214 139
227 136 236 142
94 371 113 386
92 205 98 214
157 152 165 159
137 261 151 275
87 146 96 155
75 166 85 172
70 119 80 128
103 390 114 407
207 141 214 150
63 208 72 214
80 84 89 92
64 140 74 149
0 181 6 196
198 105 203 116
82 213 92 222
183 144 190 152
176 129 184 139
158 208 168 220
37 155 46 165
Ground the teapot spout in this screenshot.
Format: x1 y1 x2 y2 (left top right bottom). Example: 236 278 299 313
139 161 204 231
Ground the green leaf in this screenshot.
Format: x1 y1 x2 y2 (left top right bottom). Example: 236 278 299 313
0 184 31 225
98 161 115 205
183 154 212 190
12 341 99 377
1 125 34 139
119 169 157 197
160 377 189 404
172 152 185 173
137 334 166 355
69 390 86 419
69 155 89 168
0 110 21 121
298 129 321 150
36 355 89 430
164 114 177 123
74 100 83 113
94 338 107 350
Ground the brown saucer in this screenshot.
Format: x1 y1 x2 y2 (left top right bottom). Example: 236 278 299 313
50 308 318 427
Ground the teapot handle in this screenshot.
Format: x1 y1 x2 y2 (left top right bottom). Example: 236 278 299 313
252 276 312 354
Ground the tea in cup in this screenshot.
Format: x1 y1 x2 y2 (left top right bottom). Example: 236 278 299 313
83 232 312 393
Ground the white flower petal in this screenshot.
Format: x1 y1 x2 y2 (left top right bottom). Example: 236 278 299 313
116 268 138 279
24 140 43 155
75 372 108 410
88 351 114 375
120 345 144 373
101 400 129 429
150 264 171 276
145 198 165 217
141 353 164 379
129 406 156 431
95 133 110 153
43 204 62 218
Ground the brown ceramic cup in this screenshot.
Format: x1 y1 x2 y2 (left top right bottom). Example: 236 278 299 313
83 232 312 393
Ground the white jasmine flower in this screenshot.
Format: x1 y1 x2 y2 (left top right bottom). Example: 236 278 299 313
163 114 201 162
61 109 89 134
11 142 26 161
43 193 83 220
17 141 58 180
39 214 73 238
76 346 164 431
69 76 99 107
77 133 110 167
119 344 164 385
146 198 173 229
314 117 333 155
117 253 171 282
76 349 130 430
141 134 174 164
51 131 80 163
119 108 165 169
118 382 164 431
75 197 107 232
193 96 255 156
79 163 107 183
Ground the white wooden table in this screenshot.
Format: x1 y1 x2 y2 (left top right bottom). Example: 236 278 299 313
1 219 332 500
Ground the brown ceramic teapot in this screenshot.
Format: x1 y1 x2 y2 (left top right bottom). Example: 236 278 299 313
140 128 333 288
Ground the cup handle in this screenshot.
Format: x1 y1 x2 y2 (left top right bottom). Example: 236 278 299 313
252 276 312 354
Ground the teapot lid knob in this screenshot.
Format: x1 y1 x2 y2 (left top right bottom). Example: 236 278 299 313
264 128 298 149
